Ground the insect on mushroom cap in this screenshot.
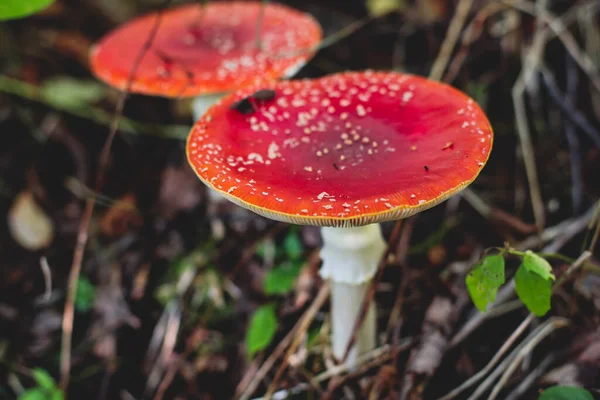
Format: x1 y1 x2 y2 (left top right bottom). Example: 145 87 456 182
186 70 494 227
89 2 322 97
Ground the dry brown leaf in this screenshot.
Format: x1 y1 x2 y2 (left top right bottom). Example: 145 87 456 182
99 193 142 237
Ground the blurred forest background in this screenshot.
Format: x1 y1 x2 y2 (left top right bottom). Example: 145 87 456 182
1 0 600 399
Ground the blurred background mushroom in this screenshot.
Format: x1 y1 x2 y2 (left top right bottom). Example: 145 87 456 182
90 1 322 239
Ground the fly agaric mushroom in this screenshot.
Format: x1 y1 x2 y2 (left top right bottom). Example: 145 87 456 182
187 70 493 364
90 1 322 239
89 1 322 116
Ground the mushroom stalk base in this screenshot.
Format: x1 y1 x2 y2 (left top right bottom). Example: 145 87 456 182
320 224 386 366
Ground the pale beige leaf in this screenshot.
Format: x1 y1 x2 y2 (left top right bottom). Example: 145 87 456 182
8 191 54 250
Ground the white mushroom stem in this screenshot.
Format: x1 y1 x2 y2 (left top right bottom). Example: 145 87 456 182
319 224 386 366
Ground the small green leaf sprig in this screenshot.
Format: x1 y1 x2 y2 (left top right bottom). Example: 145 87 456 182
466 247 561 316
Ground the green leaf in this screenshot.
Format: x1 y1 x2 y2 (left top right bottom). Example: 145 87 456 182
19 388 63 400
18 389 48 400
75 277 96 312
515 264 553 316
245 304 278 358
264 261 302 295
42 78 107 110
523 251 556 281
538 386 594 400
50 390 64 400
466 255 505 311
31 368 55 390
0 0 54 20
283 229 303 261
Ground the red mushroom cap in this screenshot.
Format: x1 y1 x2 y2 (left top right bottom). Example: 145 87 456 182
187 71 493 227
90 2 322 97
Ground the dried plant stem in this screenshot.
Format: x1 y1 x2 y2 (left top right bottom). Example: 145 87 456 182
39 256 52 303
588 201 600 252
511 0 549 231
59 12 165 394
429 0 474 81
439 314 533 400
506 0 600 94
261 282 330 400
236 280 325 400
504 353 555 400
487 318 570 400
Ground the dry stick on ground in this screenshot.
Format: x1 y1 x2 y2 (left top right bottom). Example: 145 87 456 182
428 0 475 81
511 0 549 232
257 341 414 400
587 201 600 252
462 188 538 235
493 0 600 97
539 61 587 215
565 50 584 214
507 0 600 95
39 256 52 303
258 282 330 400
237 282 329 400
443 2 510 83
487 318 570 400
539 64 600 147
145 278 191 396
58 10 167 394
466 317 569 400
504 353 555 400
324 340 414 397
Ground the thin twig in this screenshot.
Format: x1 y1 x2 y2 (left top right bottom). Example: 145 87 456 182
39 256 52 303
504 353 555 400
59 11 166 394
255 340 414 400
429 0 474 81
262 282 330 400
588 200 600 253
506 0 600 94
539 64 600 148
488 318 570 400
511 0 549 231
237 293 320 400
443 2 509 83
466 318 559 400
439 314 534 400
